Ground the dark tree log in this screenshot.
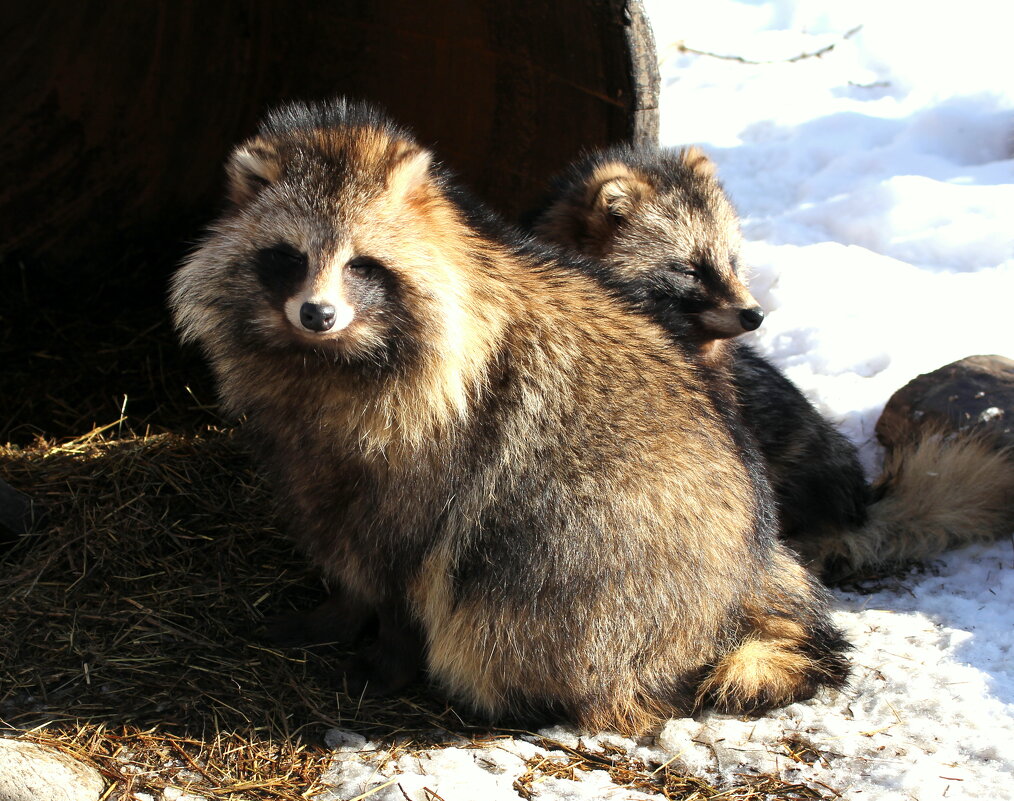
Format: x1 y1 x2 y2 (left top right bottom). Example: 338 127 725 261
877 355 1014 451
0 1 658 272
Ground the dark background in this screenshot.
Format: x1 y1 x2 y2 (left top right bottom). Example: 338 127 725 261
0 0 658 443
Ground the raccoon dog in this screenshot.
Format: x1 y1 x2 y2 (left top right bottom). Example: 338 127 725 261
531 144 1014 579
171 99 849 732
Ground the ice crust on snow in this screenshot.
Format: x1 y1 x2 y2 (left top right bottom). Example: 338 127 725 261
320 2 1014 798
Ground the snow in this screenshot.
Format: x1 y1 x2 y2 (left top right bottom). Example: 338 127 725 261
318 2 1014 798
651 0 1014 470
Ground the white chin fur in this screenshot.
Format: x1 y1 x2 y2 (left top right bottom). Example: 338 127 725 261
283 296 356 334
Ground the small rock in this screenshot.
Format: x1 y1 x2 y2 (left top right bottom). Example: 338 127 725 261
876 355 1014 451
324 729 369 752
0 738 105 801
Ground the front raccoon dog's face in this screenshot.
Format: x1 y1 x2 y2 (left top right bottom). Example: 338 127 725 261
539 147 764 340
175 123 445 368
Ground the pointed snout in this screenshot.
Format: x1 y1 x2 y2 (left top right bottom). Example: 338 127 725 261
299 301 337 332
697 302 765 339
285 294 354 335
281 252 357 336
738 306 765 332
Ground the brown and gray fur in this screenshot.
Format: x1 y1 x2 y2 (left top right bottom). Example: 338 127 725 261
170 99 849 732
531 144 1014 580
798 429 1014 579
531 145 869 548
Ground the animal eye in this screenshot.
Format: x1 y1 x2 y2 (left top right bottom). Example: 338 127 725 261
346 256 385 275
253 243 308 296
262 243 307 267
669 263 700 279
255 243 307 273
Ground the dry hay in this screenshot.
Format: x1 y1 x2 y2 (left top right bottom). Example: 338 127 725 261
0 278 837 799
0 425 470 798
0 252 218 445
513 737 837 800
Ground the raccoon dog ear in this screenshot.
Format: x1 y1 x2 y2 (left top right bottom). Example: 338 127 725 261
226 139 283 205
588 163 650 225
387 143 433 202
680 146 718 179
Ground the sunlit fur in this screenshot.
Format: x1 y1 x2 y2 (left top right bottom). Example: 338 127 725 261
530 147 760 346
531 144 1014 580
795 430 1014 579
171 99 849 731
530 144 869 548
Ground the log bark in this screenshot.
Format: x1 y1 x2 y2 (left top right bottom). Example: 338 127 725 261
876 355 1014 451
0 0 658 271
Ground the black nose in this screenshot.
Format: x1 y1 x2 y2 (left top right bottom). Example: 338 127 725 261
739 306 765 331
299 301 337 332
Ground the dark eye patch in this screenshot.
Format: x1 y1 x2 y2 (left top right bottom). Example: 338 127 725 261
667 262 700 279
346 255 386 276
344 255 394 311
253 243 308 299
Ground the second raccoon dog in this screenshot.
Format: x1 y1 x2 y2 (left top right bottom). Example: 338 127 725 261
532 145 1014 579
531 144 870 548
171 99 850 732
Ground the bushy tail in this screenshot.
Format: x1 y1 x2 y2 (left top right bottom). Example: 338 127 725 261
699 547 851 714
795 431 1014 581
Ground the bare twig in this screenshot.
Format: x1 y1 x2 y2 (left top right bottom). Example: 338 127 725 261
669 25 863 66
